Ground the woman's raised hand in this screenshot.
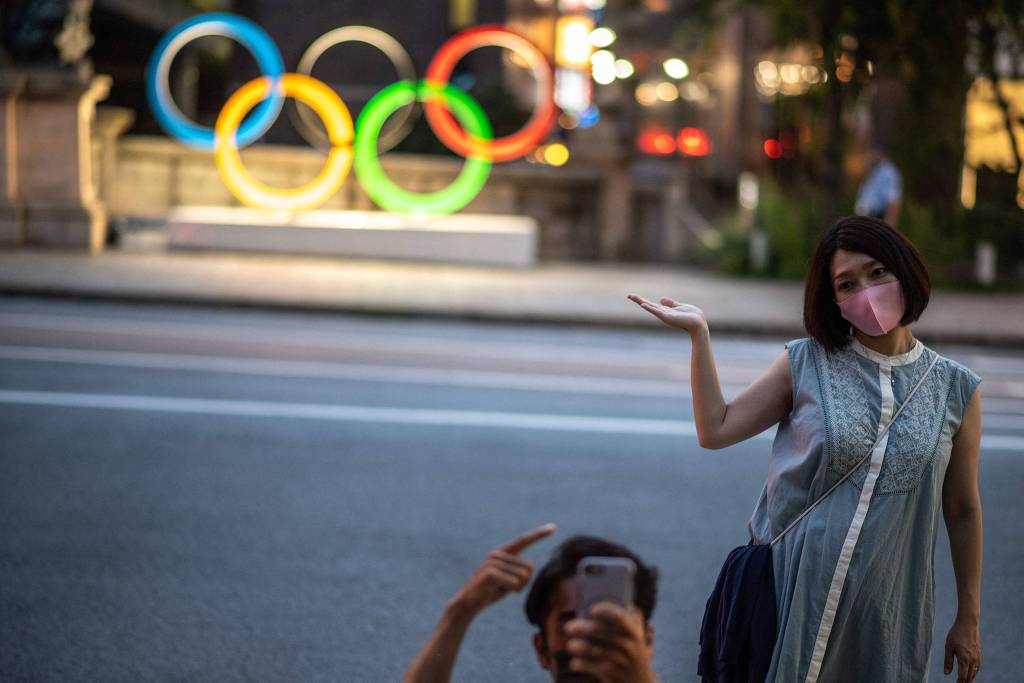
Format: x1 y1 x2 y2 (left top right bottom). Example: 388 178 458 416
627 294 708 335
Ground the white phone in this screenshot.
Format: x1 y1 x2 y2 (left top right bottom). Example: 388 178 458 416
575 556 636 618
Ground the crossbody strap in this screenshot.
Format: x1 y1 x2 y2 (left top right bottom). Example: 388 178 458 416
769 352 938 547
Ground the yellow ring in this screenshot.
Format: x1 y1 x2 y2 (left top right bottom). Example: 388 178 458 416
214 73 354 211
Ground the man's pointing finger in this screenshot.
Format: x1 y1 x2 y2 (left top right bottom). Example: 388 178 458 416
499 523 557 555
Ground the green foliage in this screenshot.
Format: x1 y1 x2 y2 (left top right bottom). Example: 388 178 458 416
897 197 1024 289
758 178 826 278
713 214 750 275
713 178 1024 290
960 205 1024 289
717 177 845 280
896 200 969 288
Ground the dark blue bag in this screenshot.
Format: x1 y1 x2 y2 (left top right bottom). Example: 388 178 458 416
697 542 776 682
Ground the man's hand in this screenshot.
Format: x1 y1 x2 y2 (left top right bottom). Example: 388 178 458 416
402 523 557 683
449 523 557 617
565 603 659 683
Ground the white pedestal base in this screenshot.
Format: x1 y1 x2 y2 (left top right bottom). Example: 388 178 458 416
167 207 538 268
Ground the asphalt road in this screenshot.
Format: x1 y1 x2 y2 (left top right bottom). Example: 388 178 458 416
0 297 1021 682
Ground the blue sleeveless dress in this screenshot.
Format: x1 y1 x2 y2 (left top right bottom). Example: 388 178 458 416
746 337 981 682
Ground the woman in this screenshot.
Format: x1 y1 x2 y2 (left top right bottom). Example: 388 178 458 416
628 216 983 682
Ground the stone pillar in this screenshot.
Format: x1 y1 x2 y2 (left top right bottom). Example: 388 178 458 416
93 106 136 214
659 162 689 261
0 69 111 252
598 162 633 260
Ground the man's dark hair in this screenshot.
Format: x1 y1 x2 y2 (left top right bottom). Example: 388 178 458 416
524 535 658 632
803 215 931 353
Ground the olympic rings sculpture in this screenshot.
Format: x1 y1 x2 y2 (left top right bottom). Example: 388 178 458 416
290 25 418 155
147 13 558 215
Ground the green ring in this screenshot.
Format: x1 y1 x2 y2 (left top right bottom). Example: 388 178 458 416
355 81 492 215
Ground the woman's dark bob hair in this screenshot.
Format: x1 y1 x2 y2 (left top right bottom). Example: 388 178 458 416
804 216 931 352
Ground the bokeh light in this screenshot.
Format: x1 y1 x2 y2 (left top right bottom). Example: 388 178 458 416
577 105 600 128
635 82 658 106
678 127 710 156
663 57 689 80
614 58 635 79
655 81 679 102
763 138 782 159
679 81 709 103
556 15 595 69
755 59 825 97
543 143 570 166
588 27 616 48
638 127 676 155
591 49 617 84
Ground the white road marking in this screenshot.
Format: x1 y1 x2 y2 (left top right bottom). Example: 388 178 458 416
3 311 1024 388
3 344 1024 414
982 414 1024 430
0 345 738 397
981 434 1024 450
0 312 697 366
0 388 1022 450
0 388 713 438
982 397 1024 414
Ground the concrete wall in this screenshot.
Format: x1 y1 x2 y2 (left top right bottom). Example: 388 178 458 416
102 136 606 259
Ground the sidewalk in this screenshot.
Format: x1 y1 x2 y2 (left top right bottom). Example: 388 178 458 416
0 248 1021 347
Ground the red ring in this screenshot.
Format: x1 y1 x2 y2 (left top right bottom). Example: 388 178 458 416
425 25 557 162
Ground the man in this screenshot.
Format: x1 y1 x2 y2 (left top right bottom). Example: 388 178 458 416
402 524 662 683
855 143 903 225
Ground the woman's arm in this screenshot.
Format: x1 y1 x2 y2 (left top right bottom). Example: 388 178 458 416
689 325 792 449
628 295 793 450
941 386 983 682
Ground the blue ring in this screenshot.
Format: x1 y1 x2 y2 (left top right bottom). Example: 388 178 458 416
146 13 285 150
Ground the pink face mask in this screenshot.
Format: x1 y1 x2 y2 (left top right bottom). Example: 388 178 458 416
836 280 905 337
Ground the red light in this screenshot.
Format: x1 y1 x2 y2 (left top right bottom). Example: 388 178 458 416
638 128 677 155
654 133 676 154
763 138 782 159
678 127 711 156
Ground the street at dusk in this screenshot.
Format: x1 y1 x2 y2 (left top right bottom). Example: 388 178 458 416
3 0 1023 680
1 297 1022 681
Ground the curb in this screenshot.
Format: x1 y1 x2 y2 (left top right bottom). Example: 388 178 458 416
2 283 1022 349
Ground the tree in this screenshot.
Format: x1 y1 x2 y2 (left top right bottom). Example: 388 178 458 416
968 0 1024 175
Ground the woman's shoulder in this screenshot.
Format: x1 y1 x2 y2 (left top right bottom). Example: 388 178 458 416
782 337 826 383
783 336 837 363
784 336 814 353
784 336 855 355
925 347 983 404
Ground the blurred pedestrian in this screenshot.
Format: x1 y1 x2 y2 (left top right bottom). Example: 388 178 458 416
629 215 983 682
401 525 662 683
855 143 902 225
